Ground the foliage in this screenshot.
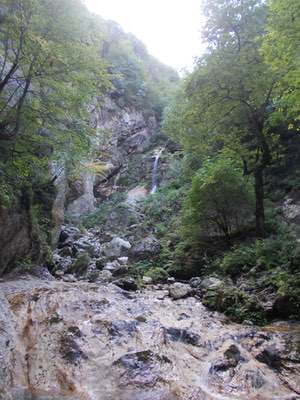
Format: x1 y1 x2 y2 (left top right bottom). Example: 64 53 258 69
182 154 254 244
202 285 266 324
163 0 287 236
144 267 169 283
219 228 299 277
263 0 300 119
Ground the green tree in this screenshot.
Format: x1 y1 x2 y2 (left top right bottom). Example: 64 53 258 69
263 0 300 118
164 0 282 237
182 154 254 244
0 0 111 193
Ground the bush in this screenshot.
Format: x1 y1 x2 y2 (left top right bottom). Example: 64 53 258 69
182 154 254 244
219 229 299 278
220 244 256 277
202 286 267 324
144 267 169 283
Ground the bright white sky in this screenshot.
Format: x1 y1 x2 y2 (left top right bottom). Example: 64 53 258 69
84 0 205 72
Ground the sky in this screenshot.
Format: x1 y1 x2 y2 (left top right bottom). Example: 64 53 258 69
84 0 205 72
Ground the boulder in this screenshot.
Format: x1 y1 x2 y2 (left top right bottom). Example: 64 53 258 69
73 238 101 258
102 237 131 258
189 277 202 288
169 283 192 300
114 277 138 291
200 277 223 290
52 253 73 273
100 270 113 282
130 236 160 259
103 260 128 276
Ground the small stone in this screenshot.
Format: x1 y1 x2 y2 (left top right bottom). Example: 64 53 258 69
142 276 153 284
63 274 77 283
167 277 176 284
55 270 65 277
135 315 147 323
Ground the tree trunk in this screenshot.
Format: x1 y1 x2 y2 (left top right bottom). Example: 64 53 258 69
254 167 265 237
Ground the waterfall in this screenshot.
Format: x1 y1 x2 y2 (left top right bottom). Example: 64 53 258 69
150 147 164 194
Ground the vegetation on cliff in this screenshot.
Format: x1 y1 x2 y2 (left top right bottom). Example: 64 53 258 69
158 0 300 322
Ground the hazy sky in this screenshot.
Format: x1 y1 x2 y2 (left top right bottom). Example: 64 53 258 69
84 0 205 72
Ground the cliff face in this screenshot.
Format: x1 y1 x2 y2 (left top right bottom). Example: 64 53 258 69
0 203 32 275
59 97 158 221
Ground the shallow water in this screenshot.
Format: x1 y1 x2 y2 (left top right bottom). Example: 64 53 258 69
0 278 299 400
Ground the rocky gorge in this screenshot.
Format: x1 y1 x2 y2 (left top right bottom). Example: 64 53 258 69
1 1 300 398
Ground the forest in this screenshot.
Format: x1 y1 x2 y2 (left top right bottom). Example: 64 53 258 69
0 1 300 399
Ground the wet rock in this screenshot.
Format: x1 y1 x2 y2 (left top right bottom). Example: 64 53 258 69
244 369 266 389
169 282 192 300
165 327 200 346
102 237 131 258
256 345 282 370
114 350 171 388
189 277 202 288
114 277 138 291
130 236 160 260
60 334 87 365
210 345 243 373
109 320 138 337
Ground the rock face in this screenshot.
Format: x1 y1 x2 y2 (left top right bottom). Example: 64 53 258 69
0 204 32 276
63 97 158 221
0 277 299 400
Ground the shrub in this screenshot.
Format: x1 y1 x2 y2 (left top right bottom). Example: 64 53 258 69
182 154 254 244
144 267 169 283
202 286 266 324
219 229 299 278
220 244 256 277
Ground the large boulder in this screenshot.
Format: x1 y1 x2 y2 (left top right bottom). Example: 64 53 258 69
130 236 160 260
169 283 192 300
102 237 131 258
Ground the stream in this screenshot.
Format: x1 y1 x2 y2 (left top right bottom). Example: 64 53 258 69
0 275 299 400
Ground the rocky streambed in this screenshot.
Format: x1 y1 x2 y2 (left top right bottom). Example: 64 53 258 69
0 276 300 400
